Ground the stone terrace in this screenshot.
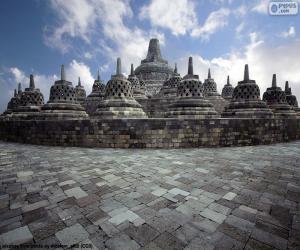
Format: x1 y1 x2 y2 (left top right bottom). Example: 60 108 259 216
0 141 299 249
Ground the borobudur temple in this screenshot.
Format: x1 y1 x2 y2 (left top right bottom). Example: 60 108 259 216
0 38 300 148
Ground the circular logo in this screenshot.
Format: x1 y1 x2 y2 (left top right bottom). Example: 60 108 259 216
271 4 278 13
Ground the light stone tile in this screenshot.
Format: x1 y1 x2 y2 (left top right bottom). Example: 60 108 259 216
168 188 190 197
22 200 49 213
65 187 88 199
195 168 209 174
222 192 237 200
102 174 121 182
109 210 139 225
58 180 76 186
56 223 89 246
151 188 168 197
17 171 33 178
200 208 226 224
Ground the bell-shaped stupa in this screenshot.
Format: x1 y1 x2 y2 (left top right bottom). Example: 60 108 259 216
5 83 22 114
263 74 296 117
285 81 300 115
221 75 234 100
84 70 105 114
74 77 86 105
128 64 147 100
95 58 147 118
8 75 44 119
134 38 173 96
159 64 182 98
41 65 88 119
166 57 218 119
203 68 227 113
222 64 273 118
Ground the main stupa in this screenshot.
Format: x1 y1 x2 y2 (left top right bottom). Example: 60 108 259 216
134 38 173 97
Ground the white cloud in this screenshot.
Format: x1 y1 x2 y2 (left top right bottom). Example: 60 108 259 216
45 0 164 74
235 21 245 34
280 26 296 38
191 8 230 40
66 60 94 94
252 0 269 14
139 0 198 36
44 0 97 53
176 34 300 101
10 68 28 84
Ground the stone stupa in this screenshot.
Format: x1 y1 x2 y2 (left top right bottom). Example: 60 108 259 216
222 64 273 118
134 38 173 96
159 64 182 98
84 70 106 114
166 57 218 119
128 64 147 100
285 81 300 115
95 58 147 119
221 75 234 100
203 68 227 113
263 74 296 118
5 83 22 114
41 65 88 120
7 75 44 119
74 77 86 105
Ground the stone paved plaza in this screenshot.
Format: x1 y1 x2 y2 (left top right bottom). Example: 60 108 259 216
0 141 300 250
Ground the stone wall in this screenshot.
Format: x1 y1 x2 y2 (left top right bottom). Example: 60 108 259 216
0 118 299 148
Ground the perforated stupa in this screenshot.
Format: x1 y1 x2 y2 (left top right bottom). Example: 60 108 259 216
166 57 218 119
222 64 273 118
41 65 88 120
221 76 234 100
74 77 86 105
84 71 105 114
128 64 147 100
203 69 227 113
262 74 296 117
159 64 182 98
95 58 147 119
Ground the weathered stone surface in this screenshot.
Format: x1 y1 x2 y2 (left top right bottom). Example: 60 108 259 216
55 223 89 247
0 141 299 249
0 226 33 245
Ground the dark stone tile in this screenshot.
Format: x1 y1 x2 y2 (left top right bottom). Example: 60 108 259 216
124 224 160 246
154 231 186 250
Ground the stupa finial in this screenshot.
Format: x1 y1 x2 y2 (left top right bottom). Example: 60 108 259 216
174 63 178 74
78 77 81 86
116 58 122 75
130 64 134 75
18 83 22 93
14 89 17 97
29 74 35 89
188 57 193 75
272 74 277 88
97 70 100 81
208 68 211 79
61 64 65 81
244 64 249 81
227 75 230 85
285 81 289 92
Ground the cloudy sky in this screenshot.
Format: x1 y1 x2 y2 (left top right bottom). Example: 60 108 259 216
0 0 300 112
